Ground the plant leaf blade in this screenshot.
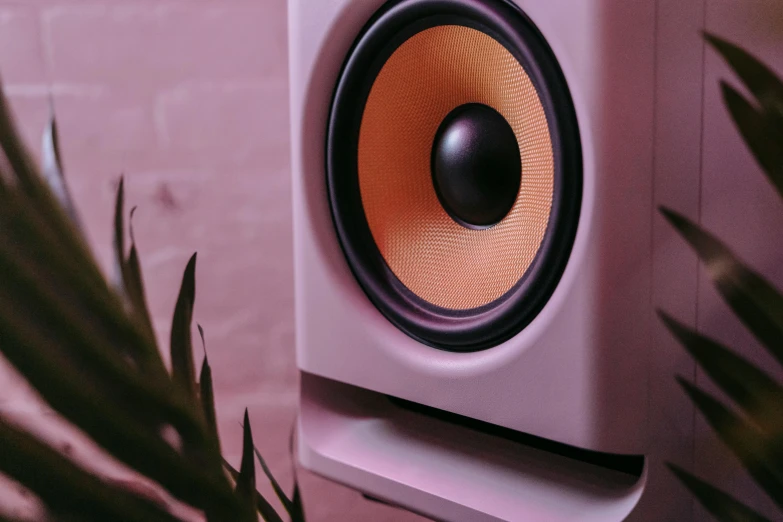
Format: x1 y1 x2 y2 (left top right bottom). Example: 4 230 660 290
661 207 783 367
0 274 240 518
253 446 294 517
668 463 773 522
170 253 197 396
124 208 158 353
705 33 783 114
660 312 783 434
677 377 783 509
41 107 80 229
289 424 306 522
236 410 256 501
112 177 126 293
720 82 783 198
0 416 182 522
223 459 284 522
198 325 219 446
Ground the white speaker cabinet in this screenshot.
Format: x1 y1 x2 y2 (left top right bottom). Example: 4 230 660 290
288 0 783 520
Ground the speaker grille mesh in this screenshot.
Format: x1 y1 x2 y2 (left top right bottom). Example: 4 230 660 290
358 25 554 310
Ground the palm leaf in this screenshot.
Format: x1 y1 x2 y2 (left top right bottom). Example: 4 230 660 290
0 200 202 436
668 463 773 522
40 107 80 229
198 325 219 445
0 133 243 522
253 446 295 518
232 411 285 521
124 206 158 350
0 81 263 522
719 83 783 199
664 33 783 521
660 312 783 435
170 253 198 396
0 229 181 419
705 34 783 116
111 184 162 371
0 300 239 516
236 410 256 502
0 83 50 198
661 207 783 367
0 175 153 368
0 417 180 522
676 377 783 509
291 483 305 522
0 88 105 299
224 459 284 522
289 424 306 522
112 177 126 292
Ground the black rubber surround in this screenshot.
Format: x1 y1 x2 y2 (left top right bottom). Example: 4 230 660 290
326 0 582 352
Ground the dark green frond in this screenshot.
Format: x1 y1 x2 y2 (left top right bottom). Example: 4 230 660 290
0 417 181 522
198 326 219 446
720 82 783 198
661 207 783 367
254 446 294 517
677 378 783 509
236 410 256 502
170 254 198 396
669 463 774 522
223 459 284 522
660 312 783 435
705 34 783 115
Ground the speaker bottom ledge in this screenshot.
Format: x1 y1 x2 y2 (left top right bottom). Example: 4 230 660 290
298 372 647 522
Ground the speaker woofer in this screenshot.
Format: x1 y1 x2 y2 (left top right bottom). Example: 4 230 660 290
327 0 582 351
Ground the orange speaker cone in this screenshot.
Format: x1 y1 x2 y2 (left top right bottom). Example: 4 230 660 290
358 25 555 310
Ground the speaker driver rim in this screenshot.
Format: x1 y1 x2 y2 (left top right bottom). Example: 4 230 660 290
327 0 582 352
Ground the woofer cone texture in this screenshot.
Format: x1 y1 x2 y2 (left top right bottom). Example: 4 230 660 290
327 0 582 351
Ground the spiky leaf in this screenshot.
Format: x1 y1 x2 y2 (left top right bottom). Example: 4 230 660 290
669 463 774 522
41 107 80 228
0 87 102 292
0 417 180 522
254 446 294 517
223 459 284 522
289 425 306 522
706 34 783 116
112 177 126 294
0 82 46 196
720 83 783 199
170 253 197 396
236 410 256 502
291 483 305 522
677 378 783 509
124 208 157 349
198 325 219 445
661 207 783 367
0 82 251 522
660 312 783 435
0 188 199 441
0 234 240 518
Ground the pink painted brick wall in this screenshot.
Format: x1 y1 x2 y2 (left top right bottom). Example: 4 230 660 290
0 1 422 520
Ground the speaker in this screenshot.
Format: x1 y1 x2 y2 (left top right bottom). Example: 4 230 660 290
290 0 655 519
